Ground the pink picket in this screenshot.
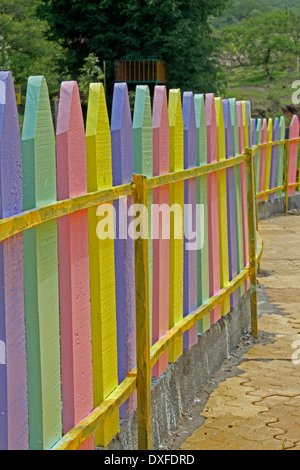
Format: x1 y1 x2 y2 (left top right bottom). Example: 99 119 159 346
288 115 300 195
152 85 170 377
56 81 94 450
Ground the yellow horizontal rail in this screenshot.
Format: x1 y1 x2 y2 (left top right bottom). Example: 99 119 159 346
0 183 133 243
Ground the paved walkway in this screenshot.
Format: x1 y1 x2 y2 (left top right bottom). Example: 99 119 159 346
180 214 300 450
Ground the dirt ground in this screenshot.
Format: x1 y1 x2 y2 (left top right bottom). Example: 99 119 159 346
160 211 300 451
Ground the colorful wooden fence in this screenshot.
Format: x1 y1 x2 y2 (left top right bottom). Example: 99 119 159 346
0 71 299 450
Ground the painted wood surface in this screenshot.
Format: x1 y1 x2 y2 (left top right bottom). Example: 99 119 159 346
255 119 262 196
133 85 153 344
111 82 136 412
215 98 230 316
152 85 170 377
168 89 184 361
269 118 279 201
237 101 249 291
86 83 119 446
56 81 93 450
229 98 245 298
21 76 62 450
263 118 273 201
0 71 28 450
222 99 238 308
182 92 198 349
276 117 286 198
194 94 210 333
205 94 221 323
259 119 268 202
288 115 300 195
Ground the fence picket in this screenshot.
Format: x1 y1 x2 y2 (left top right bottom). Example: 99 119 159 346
133 85 153 341
21 76 62 450
86 83 119 446
152 85 170 377
237 101 249 291
222 99 238 308
255 119 262 196
0 71 28 450
276 117 286 198
194 94 210 333
56 81 93 450
269 118 279 201
288 115 300 195
111 83 136 414
229 98 245 298
215 98 230 316
182 92 198 349
168 89 184 361
259 119 268 202
264 118 273 201
205 94 221 323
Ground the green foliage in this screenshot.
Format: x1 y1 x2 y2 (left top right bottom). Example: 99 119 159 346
0 0 64 91
78 53 104 101
38 0 231 100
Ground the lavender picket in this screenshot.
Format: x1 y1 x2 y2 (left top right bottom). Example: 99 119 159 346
111 83 136 415
182 91 198 349
0 71 28 450
269 118 279 201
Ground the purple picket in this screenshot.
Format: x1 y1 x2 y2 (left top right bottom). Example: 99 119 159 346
182 92 198 350
111 83 136 418
269 118 279 201
222 99 238 308
0 71 28 450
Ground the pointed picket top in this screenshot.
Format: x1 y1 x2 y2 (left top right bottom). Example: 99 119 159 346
205 93 221 323
111 82 136 414
56 81 87 198
56 81 93 450
194 94 210 332
153 85 169 176
215 97 226 162
229 98 240 157
223 99 233 158
86 82 119 446
252 118 256 146
269 117 279 201
236 101 245 154
246 101 252 149
194 94 207 166
182 91 198 349
0 71 28 450
276 116 286 197
169 89 184 172
22 75 61 450
133 85 153 177
168 88 184 361
152 85 170 377
111 83 134 185
288 114 300 195
22 76 57 209
86 83 113 191
241 101 250 149
255 118 262 193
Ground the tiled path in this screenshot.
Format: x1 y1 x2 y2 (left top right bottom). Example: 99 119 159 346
180 214 300 450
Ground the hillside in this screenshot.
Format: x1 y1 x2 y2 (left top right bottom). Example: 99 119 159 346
212 0 300 29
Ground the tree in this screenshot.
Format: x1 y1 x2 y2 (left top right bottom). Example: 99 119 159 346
220 10 298 79
0 0 63 91
38 0 230 102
